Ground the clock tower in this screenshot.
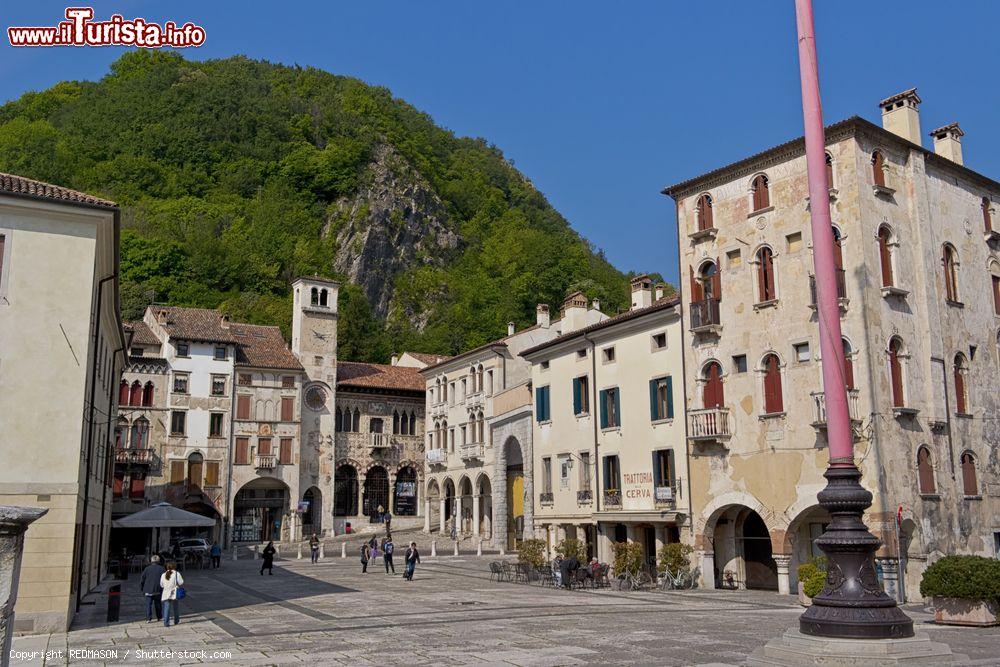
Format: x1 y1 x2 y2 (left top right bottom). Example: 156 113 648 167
291 277 340 536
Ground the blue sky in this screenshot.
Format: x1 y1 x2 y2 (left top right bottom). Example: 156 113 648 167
3 1 999 284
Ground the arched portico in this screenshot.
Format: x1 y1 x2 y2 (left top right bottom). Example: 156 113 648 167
706 504 778 591
233 478 291 543
458 476 474 535
302 486 323 536
425 479 441 533
476 474 493 539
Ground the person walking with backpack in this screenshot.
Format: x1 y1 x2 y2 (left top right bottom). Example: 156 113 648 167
139 555 164 623
360 541 370 573
309 533 320 564
210 542 222 569
403 541 420 581
260 541 276 576
382 537 395 574
159 562 184 627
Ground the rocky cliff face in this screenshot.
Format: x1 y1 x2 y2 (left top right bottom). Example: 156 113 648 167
326 143 459 319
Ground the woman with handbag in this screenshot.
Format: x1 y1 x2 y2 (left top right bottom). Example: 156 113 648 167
159 562 185 627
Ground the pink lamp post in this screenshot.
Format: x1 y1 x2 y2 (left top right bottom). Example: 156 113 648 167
793 0 912 639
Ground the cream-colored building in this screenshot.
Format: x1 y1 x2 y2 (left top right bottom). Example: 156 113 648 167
522 278 687 565
420 302 603 549
0 174 127 633
664 90 1000 600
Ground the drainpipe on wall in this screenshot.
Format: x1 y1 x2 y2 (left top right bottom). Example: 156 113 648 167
97 343 125 582
583 333 599 514
77 271 116 611
224 364 238 550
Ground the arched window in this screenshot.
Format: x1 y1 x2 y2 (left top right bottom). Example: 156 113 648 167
991 267 1000 316
842 338 855 391
690 260 720 303
983 197 993 234
477 365 485 393
129 381 142 407
825 153 834 189
871 151 886 188
393 410 400 434
751 174 770 211
703 361 724 408
832 227 844 271
187 452 203 490
888 337 905 408
409 412 417 436
319 289 328 307
479 412 486 443
335 407 343 432
310 287 319 306
696 193 714 231
352 408 361 432
115 419 127 449
877 226 894 288
761 353 783 414
917 446 935 494
942 244 959 302
756 247 776 302
130 417 149 449
961 451 978 496
119 380 129 406
953 353 968 415
142 382 154 407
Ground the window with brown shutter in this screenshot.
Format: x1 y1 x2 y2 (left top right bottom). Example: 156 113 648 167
992 275 1000 316
696 194 713 231
953 354 968 415
751 174 769 211
281 396 294 422
871 151 885 187
235 437 250 465
113 470 125 499
824 152 834 189
917 447 935 494
842 339 855 391
170 460 185 484
762 354 783 414
689 266 703 302
258 437 272 456
756 248 776 302
236 394 251 420
877 226 894 287
943 245 959 302
703 362 724 408
129 473 145 499
983 197 993 233
204 461 220 487
279 438 293 464
961 452 978 496
888 338 905 408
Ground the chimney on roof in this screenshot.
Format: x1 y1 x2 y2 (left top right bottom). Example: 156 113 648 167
536 304 550 329
391 354 399 366
560 292 588 333
156 309 168 325
930 123 964 165
655 283 667 300
220 313 230 329
507 321 516 336
879 88 922 145
630 275 653 311
590 298 601 312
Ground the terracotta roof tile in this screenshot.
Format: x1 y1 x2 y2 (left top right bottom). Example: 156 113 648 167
402 351 452 365
337 361 425 392
232 323 304 371
0 172 116 209
124 321 160 346
152 306 239 344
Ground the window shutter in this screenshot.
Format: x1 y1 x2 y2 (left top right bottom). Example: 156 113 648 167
689 266 702 302
236 437 249 465
889 344 904 408
280 438 293 464
599 390 608 428
954 366 965 414
878 229 893 287
281 396 294 422
573 377 582 414
666 376 674 419
667 450 676 487
237 395 251 420
113 471 124 498
205 461 219 487
129 474 145 499
170 460 185 484
756 252 767 302
764 251 775 300
649 379 658 421
652 452 661 486
258 437 272 456
613 389 621 427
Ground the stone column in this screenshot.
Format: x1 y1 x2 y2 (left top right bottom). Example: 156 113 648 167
455 497 463 536
654 526 666 553
1 506 47 658
388 477 396 516
625 524 636 543
438 498 446 534
423 499 431 533
699 550 716 589
472 494 481 537
357 480 366 525
774 554 792 595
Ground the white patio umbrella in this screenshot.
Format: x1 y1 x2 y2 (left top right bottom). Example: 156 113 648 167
113 502 216 555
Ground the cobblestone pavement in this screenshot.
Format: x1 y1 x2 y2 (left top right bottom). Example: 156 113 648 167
11 554 1000 666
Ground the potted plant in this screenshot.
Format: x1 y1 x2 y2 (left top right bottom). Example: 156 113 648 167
516 538 547 580
555 538 586 561
796 556 827 606
920 555 1000 626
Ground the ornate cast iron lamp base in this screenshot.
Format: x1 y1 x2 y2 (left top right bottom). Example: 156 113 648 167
799 465 914 639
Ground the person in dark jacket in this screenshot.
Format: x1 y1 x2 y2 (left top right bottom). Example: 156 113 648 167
382 537 395 574
560 555 580 590
360 542 370 573
139 555 165 622
210 542 222 569
309 533 320 564
260 541 276 576
403 542 420 580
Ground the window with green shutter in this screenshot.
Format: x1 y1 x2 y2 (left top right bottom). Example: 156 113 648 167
573 376 589 415
535 385 551 422
650 376 674 421
600 387 620 428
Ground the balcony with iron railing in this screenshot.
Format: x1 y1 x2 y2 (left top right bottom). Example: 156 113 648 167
809 270 848 310
539 492 554 505
577 489 593 505
687 407 732 441
810 389 862 427
603 489 622 508
255 454 276 469
114 447 155 465
689 297 722 334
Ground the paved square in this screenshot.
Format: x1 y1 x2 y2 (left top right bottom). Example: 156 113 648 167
11 550 1000 666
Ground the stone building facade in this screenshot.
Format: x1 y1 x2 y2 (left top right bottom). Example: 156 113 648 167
522 278 688 565
663 90 1000 600
0 174 127 633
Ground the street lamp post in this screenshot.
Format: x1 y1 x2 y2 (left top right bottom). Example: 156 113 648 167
793 0 913 639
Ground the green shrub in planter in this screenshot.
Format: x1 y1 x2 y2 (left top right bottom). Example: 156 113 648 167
555 538 586 561
657 543 694 574
612 541 644 577
797 556 827 598
516 539 547 569
920 555 1000 601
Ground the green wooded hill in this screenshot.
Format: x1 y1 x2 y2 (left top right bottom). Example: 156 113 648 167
0 52 667 361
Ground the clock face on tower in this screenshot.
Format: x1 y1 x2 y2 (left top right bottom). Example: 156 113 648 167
305 385 328 411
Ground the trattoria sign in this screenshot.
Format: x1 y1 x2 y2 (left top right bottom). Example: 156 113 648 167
622 472 653 509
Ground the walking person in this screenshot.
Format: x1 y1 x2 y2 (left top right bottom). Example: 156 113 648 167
360 541 370 573
139 555 164 623
260 541 276 576
384 510 392 536
159 562 184 627
309 533 320 564
403 541 420 581
383 536 395 574
376 504 385 524
210 542 222 569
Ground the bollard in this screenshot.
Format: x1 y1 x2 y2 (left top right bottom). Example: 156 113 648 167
275 544 281 558
232 547 238 561
254 544 260 560
431 540 437 557
319 543 325 560
341 542 347 558
453 540 459 557
499 544 505 557
107 584 122 623
297 544 302 560
476 539 482 557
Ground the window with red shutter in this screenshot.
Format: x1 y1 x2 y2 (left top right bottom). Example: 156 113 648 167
756 248 775 302
751 174 769 211
258 437 272 456
953 354 968 415
279 438 293 464
236 394 251 420
961 452 978 496
888 338 905 408
842 339 855 391
696 194 713 231
917 447 935 494
281 396 294 422
118 380 129 406
983 197 993 233
878 226 894 288
113 470 124 499
129 381 142 406
142 382 154 407
235 437 249 465
703 362 724 408
762 354 783 414
871 151 885 187
689 266 703 302
129 473 145 500
825 153 834 189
